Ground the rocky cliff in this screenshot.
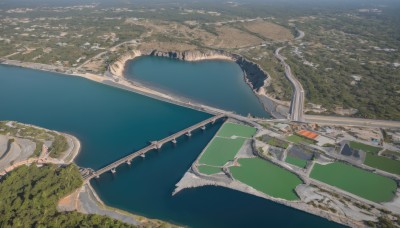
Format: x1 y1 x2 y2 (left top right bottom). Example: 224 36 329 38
149 50 233 62
108 49 268 93
108 50 142 77
148 50 268 92
234 56 268 92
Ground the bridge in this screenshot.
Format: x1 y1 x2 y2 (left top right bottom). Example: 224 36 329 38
83 114 225 181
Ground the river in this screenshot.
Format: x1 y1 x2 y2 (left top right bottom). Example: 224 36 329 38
0 64 341 227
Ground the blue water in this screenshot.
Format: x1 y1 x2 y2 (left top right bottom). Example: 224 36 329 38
0 64 341 228
125 56 269 118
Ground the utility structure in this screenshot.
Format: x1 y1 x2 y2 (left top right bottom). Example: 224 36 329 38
83 114 225 181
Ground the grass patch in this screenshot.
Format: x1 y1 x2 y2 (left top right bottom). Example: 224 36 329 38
287 135 315 144
199 137 246 166
230 158 303 201
267 137 289 149
32 140 43 158
364 154 400 175
381 150 400 160
216 122 256 138
310 162 397 202
49 134 68 158
285 156 307 168
349 141 381 154
198 165 222 175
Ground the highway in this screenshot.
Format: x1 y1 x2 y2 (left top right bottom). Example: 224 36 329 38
305 115 400 129
275 47 305 122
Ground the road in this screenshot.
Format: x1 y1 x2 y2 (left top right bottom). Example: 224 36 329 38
76 39 138 70
275 47 305 122
305 115 400 129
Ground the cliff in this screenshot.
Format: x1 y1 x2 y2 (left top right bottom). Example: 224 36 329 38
108 49 268 94
148 50 268 92
234 56 268 92
108 50 142 77
149 50 232 62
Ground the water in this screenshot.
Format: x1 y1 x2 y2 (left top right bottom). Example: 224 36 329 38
125 56 270 118
0 64 341 228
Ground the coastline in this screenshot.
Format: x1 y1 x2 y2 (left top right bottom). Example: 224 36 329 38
58 180 181 227
173 170 362 228
0 49 289 119
107 49 288 119
0 121 82 176
1 54 396 225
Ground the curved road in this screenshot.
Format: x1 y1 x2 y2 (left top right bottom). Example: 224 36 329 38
275 47 305 122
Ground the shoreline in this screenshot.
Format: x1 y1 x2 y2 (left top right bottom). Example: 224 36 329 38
1 54 399 226
172 118 397 227
109 49 288 119
58 181 181 227
173 170 361 228
0 121 82 176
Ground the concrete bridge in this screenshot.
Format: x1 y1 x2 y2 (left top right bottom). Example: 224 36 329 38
83 114 225 181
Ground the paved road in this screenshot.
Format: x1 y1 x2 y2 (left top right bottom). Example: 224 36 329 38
275 47 305 122
305 115 400 129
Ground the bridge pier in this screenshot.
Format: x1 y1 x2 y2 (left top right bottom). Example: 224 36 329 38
156 143 163 149
83 114 226 181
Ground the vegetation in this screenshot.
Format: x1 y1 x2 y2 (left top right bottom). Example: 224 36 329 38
266 137 289 149
286 135 315 144
285 156 308 168
216 123 256 138
349 141 381 154
197 165 222 175
32 141 44 158
198 123 256 167
364 216 400 228
0 164 133 227
0 121 69 159
310 162 397 202
381 150 400 160
199 137 246 166
230 158 303 201
49 134 69 158
284 8 400 120
364 154 400 175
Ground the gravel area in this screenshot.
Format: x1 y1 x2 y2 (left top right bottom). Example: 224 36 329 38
0 137 35 171
0 135 8 157
288 145 313 160
298 185 376 221
78 184 139 226
235 139 255 158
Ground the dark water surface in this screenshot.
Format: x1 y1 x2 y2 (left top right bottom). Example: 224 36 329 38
0 64 341 228
125 56 270 118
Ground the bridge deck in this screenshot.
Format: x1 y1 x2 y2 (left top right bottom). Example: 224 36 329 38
84 114 225 181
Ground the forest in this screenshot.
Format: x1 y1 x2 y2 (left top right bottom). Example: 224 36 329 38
0 164 134 227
